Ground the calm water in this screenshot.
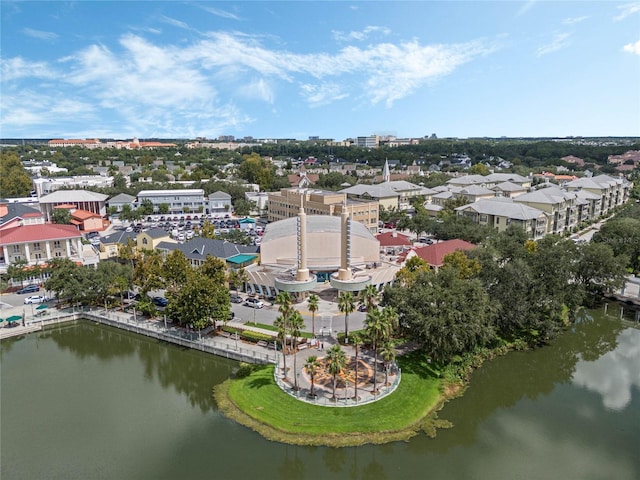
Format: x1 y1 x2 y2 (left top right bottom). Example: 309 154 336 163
1 307 639 480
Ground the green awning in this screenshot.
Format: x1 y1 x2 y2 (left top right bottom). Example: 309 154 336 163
226 254 258 265
238 218 256 224
36 304 48 310
7 315 22 322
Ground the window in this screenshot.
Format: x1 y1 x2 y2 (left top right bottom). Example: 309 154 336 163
53 241 61 248
12 245 20 253
33 242 41 250
142 238 148 245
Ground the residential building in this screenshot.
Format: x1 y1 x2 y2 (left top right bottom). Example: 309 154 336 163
136 189 206 214
155 237 258 268
267 188 379 233
39 190 109 221
376 231 413 254
244 192 269 214
356 135 379 148
107 193 136 213
513 186 578 234
455 198 548 240
564 174 631 215
137 228 175 250
491 181 528 198
208 191 232 214
33 176 114 198
0 219 88 274
446 173 531 190
340 181 435 211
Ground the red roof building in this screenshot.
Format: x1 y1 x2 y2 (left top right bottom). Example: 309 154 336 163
399 239 476 270
0 223 85 273
376 231 412 249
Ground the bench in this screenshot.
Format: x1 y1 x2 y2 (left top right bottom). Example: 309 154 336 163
256 340 269 348
298 343 308 350
218 331 232 338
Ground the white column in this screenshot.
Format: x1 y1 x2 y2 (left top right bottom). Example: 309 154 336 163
45 241 52 260
66 240 71 257
2 246 9 264
24 244 32 263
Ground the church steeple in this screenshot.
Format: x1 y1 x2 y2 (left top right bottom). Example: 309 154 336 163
382 159 390 183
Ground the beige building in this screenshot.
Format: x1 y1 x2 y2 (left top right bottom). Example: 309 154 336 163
456 198 548 240
564 174 632 215
267 188 379 233
514 186 578 235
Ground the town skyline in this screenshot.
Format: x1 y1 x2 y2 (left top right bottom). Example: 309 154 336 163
2 1 639 140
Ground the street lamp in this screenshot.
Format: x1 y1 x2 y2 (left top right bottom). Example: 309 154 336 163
235 331 239 351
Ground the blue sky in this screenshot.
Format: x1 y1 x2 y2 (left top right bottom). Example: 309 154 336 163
1 1 639 140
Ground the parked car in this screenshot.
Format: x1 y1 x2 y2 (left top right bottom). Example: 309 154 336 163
357 304 367 312
243 297 264 309
152 297 168 307
230 294 243 304
24 295 50 304
17 284 39 294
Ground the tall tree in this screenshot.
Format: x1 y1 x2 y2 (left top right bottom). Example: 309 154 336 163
289 311 305 391
162 250 192 294
325 344 347 401
304 356 321 397
166 271 230 329
338 291 356 339
379 341 396 387
0 152 33 197
358 284 378 311
307 294 319 337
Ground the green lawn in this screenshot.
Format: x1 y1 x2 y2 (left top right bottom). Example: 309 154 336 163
215 354 445 446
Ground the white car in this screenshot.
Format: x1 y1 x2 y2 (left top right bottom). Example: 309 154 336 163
24 295 50 304
243 298 264 309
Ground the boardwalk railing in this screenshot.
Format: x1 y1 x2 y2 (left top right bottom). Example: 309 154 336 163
21 308 278 365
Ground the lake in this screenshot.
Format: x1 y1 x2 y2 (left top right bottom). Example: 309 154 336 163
1 305 638 480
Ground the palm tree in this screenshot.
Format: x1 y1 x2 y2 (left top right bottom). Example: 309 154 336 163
289 311 305 391
351 333 362 401
338 291 356 340
381 305 399 338
358 284 378 311
379 341 396 387
307 294 319 337
274 315 288 379
325 344 347 401
304 355 321 397
276 291 293 319
365 308 387 394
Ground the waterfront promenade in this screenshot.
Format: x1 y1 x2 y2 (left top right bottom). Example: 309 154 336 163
0 306 278 365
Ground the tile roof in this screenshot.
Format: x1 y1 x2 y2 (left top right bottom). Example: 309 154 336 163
108 193 136 204
0 223 82 245
376 231 412 247
403 239 476 267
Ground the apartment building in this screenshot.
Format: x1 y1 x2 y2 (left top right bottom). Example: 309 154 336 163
136 189 206 214
267 188 379 233
33 176 114 198
564 175 632 215
513 186 578 234
456 198 548 240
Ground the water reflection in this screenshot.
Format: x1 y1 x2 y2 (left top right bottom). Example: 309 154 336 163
572 328 640 410
45 322 235 412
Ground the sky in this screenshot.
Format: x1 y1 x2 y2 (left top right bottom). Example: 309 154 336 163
1 1 639 140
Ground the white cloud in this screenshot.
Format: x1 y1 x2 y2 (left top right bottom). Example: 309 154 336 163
536 32 571 56
159 15 190 30
623 39 640 55
199 5 241 20
562 16 589 25
1 30 497 135
22 27 58 41
614 2 640 21
572 329 640 410
300 83 349 107
332 26 391 42
238 78 275 103
1 57 56 81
